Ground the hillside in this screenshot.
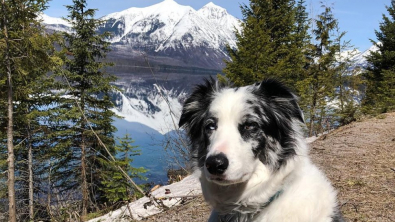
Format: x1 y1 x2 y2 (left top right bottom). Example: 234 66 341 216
142 113 395 222
311 113 395 221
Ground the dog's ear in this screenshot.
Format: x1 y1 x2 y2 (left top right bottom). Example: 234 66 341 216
257 79 305 123
179 77 218 129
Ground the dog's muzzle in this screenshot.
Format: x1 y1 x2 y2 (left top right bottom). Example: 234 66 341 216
205 153 229 175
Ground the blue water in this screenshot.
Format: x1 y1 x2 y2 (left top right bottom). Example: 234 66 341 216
113 118 171 185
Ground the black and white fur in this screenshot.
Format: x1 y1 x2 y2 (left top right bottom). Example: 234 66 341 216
179 79 344 222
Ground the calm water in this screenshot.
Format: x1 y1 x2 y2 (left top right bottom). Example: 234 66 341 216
113 118 175 185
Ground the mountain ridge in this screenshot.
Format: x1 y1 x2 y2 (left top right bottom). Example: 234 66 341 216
41 0 241 70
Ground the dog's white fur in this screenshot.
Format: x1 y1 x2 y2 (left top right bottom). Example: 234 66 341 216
180 80 342 222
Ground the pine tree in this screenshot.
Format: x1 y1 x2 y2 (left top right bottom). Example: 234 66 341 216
49 0 118 219
101 134 147 204
0 0 58 221
295 0 310 47
363 0 395 114
294 0 311 76
222 0 307 88
297 5 338 136
332 24 362 126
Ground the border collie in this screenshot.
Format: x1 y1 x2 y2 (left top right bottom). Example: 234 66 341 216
179 79 344 222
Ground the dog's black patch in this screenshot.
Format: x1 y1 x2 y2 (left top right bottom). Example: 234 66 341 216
331 207 345 222
179 77 222 168
248 79 304 169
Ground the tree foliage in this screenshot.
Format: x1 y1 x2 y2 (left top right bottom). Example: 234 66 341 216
363 0 395 114
222 0 307 88
0 1 148 220
297 5 339 135
101 134 147 203
332 26 362 126
47 0 123 219
0 0 60 221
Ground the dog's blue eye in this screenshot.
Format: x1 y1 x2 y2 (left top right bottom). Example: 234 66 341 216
205 123 217 132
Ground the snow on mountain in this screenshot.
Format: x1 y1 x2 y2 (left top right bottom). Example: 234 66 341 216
40 0 241 69
38 13 72 32
99 0 241 54
197 2 242 40
111 81 185 135
39 13 70 26
335 43 379 71
101 0 194 44
351 43 380 67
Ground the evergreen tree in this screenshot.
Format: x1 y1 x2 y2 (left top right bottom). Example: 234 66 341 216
101 134 147 204
0 0 59 221
332 24 362 126
363 0 395 114
295 0 310 47
294 0 311 76
222 0 307 88
297 5 338 136
49 0 118 219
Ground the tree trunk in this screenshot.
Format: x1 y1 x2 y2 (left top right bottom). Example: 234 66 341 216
7 49 16 222
81 140 88 221
27 120 34 221
80 92 88 221
47 160 53 220
309 91 317 137
2 0 17 221
7 74 16 222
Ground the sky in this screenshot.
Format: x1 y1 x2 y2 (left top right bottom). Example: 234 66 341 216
44 0 391 52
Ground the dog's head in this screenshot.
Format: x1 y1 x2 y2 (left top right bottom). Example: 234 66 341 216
179 78 304 185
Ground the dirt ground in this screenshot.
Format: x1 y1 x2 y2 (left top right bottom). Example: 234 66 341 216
311 113 395 222
144 113 395 222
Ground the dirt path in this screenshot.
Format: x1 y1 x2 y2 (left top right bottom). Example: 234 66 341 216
145 113 395 222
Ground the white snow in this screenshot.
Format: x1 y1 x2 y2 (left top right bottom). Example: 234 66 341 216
38 13 71 27
352 43 380 66
335 42 380 69
103 0 195 44
88 172 202 222
40 0 241 55
41 0 241 52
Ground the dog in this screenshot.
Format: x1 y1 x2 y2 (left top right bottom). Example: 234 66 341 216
179 79 344 222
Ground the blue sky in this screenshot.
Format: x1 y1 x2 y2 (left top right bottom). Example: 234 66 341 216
44 0 391 51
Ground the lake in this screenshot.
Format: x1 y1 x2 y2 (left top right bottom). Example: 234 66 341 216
113 118 183 186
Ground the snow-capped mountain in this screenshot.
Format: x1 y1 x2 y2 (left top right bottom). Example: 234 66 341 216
98 0 241 69
99 0 240 51
351 44 380 67
39 13 72 32
42 0 241 69
335 44 379 72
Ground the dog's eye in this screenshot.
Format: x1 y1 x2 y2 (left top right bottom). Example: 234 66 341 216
205 122 217 132
244 122 259 131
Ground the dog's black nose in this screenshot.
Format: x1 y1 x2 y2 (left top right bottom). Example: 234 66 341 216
205 153 229 175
